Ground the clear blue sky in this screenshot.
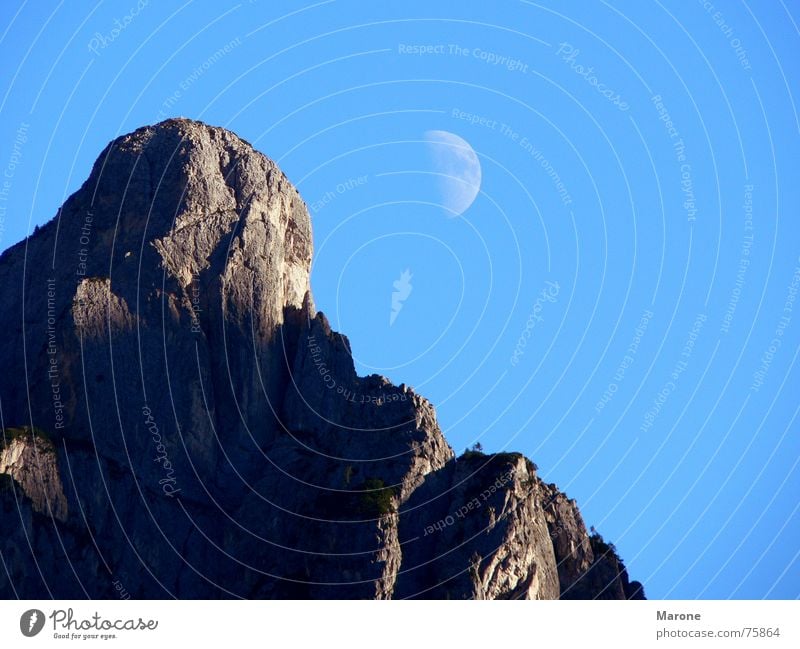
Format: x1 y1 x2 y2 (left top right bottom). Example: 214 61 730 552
1 0 798 599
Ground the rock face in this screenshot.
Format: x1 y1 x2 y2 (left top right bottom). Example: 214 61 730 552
0 429 68 522
0 118 643 599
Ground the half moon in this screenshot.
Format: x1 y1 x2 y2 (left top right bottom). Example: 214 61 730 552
423 130 482 217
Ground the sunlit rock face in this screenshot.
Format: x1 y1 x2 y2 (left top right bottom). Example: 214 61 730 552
0 119 643 600
1 429 68 522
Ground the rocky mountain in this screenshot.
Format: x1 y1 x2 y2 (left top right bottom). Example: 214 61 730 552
0 118 643 599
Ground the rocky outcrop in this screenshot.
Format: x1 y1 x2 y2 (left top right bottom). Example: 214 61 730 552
542 483 644 599
0 118 643 599
394 453 561 599
1 428 68 522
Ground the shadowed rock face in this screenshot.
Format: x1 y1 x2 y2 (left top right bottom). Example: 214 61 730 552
0 118 643 599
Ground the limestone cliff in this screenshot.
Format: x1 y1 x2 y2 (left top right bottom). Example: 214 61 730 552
0 119 643 599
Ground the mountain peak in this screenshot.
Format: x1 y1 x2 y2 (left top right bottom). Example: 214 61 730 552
0 121 643 600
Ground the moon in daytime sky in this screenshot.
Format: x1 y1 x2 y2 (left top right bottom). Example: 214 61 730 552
423 130 482 217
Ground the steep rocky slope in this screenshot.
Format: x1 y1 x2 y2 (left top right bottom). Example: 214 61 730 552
0 118 643 599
